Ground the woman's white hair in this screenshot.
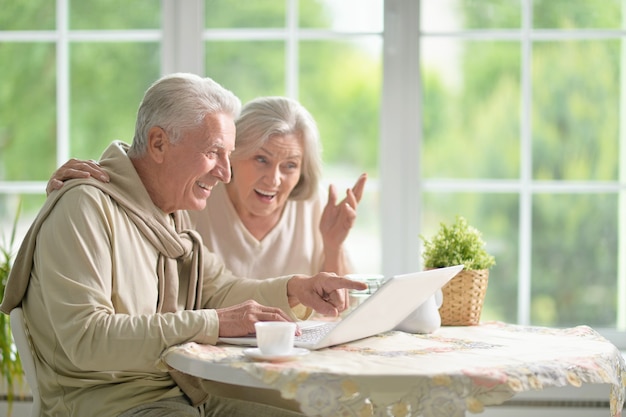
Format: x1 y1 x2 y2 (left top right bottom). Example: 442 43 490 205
232 96 322 201
128 73 241 158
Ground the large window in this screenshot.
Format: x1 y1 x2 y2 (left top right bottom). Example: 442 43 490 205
382 0 624 344
0 0 624 347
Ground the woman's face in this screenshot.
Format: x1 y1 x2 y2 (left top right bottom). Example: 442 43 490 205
228 133 304 220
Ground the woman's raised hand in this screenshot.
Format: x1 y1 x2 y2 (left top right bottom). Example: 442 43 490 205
319 172 367 251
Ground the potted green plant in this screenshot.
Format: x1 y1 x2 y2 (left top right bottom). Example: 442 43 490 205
1 203 25 416
421 215 495 326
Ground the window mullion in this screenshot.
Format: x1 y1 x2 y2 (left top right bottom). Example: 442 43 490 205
517 0 533 325
617 0 626 331
161 0 204 76
56 0 70 169
381 0 421 276
286 0 298 99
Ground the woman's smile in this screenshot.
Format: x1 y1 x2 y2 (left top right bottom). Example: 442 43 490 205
254 188 277 202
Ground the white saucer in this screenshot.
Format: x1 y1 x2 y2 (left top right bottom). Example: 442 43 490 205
243 347 310 362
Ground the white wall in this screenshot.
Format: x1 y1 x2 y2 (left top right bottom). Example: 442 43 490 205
0 400 32 417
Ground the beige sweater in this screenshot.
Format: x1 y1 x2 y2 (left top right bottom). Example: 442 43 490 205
1 141 295 416
191 182 326 279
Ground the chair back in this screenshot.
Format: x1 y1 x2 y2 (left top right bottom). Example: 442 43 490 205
10 307 41 417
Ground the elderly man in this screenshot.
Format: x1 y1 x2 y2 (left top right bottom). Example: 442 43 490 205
0 73 365 417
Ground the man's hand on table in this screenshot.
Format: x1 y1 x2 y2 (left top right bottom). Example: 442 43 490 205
215 274 367 337
216 300 296 337
287 272 368 317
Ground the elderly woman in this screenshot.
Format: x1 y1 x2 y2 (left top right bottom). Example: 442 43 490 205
47 97 367 280
194 97 366 278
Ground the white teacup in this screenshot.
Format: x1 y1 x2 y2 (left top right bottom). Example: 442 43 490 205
254 321 297 356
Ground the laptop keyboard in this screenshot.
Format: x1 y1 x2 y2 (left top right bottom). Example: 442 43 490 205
295 321 338 344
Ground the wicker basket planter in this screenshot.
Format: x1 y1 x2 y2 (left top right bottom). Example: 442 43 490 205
421 216 495 326
439 269 489 326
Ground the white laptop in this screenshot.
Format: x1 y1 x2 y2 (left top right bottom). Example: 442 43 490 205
219 265 463 350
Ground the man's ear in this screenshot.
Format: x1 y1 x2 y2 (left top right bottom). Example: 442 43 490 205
147 126 168 163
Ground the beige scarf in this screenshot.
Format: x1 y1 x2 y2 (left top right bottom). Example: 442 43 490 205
0 140 204 315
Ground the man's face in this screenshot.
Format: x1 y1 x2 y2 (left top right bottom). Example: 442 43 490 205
160 112 236 212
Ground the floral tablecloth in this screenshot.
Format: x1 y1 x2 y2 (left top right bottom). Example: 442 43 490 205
163 321 626 417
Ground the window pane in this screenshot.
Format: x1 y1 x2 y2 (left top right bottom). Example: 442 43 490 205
205 41 285 103
533 0 622 29
0 42 57 181
421 0 521 31
532 40 620 181
0 0 55 30
70 42 160 159
344 187 381 274
531 194 618 328
299 0 383 32
422 192 520 323
70 0 161 30
0 194 47 247
421 39 520 179
205 0 286 29
299 39 381 171
299 38 382 273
